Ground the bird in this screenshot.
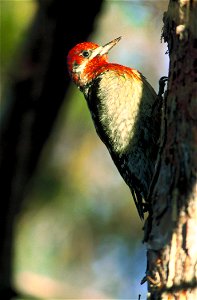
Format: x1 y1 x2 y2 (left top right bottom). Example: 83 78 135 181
67 37 161 219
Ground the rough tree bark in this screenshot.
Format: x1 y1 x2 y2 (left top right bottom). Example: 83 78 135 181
145 0 197 299
0 0 103 298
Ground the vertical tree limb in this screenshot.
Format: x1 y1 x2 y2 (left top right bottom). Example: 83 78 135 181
146 0 197 299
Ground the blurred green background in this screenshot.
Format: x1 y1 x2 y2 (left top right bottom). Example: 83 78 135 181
0 0 169 298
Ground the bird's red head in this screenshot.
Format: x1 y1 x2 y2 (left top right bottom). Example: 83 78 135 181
67 37 121 88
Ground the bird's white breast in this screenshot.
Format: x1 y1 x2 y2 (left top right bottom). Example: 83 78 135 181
96 70 144 154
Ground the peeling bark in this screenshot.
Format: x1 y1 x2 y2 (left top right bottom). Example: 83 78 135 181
146 1 197 299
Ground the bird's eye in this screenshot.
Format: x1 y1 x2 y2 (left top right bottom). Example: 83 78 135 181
81 50 91 58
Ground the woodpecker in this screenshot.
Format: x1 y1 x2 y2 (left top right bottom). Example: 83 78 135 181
67 37 161 219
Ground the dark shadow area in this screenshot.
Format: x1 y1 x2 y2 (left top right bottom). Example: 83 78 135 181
0 0 103 297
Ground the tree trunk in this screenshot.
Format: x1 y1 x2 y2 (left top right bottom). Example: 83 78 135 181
145 0 197 299
0 0 103 297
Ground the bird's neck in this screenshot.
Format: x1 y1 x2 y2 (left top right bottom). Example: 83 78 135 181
77 57 108 87
81 59 141 87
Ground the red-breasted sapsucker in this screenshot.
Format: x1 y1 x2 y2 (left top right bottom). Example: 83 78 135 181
67 37 161 219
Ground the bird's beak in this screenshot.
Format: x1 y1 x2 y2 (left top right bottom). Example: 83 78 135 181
91 37 122 58
90 37 121 59
99 36 122 55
